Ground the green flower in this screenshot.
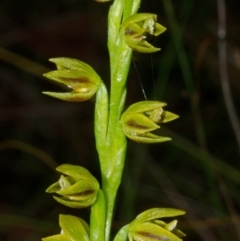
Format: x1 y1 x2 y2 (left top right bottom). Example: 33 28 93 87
42 214 89 241
46 164 99 208
43 57 102 102
114 208 186 241
121 101 178 143
121 13 166 53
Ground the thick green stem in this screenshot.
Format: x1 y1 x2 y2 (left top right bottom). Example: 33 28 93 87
94 1 141 241
102 1 141 240
90 190 106 241
103 40 130 241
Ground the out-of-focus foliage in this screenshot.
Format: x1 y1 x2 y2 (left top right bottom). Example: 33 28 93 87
0 0 240 241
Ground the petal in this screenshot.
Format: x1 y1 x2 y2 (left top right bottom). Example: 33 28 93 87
54 196 96 208
159 111 179 123
42 90 97 102
49 58 97 76
124 101 167 115
56 164 95 179
125 132 171 144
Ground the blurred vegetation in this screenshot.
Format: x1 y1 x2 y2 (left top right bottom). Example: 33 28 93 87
0 0 240 240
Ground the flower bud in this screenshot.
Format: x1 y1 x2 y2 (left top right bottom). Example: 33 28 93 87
42 214 89 241
121 13 166 53
43 58 102 102
128 208 186 241
121 101 179 143
46 164 99 208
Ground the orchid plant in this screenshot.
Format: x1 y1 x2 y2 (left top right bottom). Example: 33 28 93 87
41 1 186 241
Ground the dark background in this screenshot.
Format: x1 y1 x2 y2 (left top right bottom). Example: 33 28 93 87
0 0 240 240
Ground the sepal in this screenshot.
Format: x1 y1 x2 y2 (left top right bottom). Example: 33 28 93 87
42 214 89 241
43 57 101 102
121 101 178 143
46 164 99 208
121 13 166 53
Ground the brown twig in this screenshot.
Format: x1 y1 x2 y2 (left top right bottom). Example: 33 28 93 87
217 0 240 153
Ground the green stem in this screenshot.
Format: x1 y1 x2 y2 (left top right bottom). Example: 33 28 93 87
90 190 106 241
103 0 142 240
94 1 141 241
